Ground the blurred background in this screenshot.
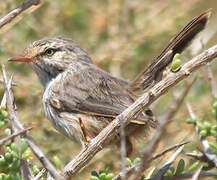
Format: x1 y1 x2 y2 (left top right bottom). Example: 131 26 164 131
0 0 217 179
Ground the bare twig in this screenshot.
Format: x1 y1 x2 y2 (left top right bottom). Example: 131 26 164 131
120 122 127 180
1 74 33 180
0 0 40 28
151 141 189 160
0 127 33 146
34 168 46 180
63 44 217 178
186 103 217 167
173 171 217 179
206 63 217 97
112 141 189 180
149 145 185 180
192 165 203 180
1 65 64 180
163 77 197 122
129 79 195 179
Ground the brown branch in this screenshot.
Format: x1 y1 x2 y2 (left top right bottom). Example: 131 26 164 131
1 65 65 180
149 145 185 180
34 168 46 180
1 74 33 180
63 44 217 178
112 141 188 180
151 141 189 160
128 78 195 179
0 0 40 29
192 165 203 180
0 127 33 146
163 77 197 122
205 63 217 97
173 171 217 179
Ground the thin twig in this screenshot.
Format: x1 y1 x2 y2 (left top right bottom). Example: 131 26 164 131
192 165 203 180
173 171 217 179
1 74 33 180
150 145 185 180
112 141 189 180
1 65 64 180
120 122 127 180
206 63 217 97
151 141 189 160
129 79 195 179
34 168 46 180
0 0 40 28
0 127 33 146
63 44 217 178
186 103 217 167
163 77 197 122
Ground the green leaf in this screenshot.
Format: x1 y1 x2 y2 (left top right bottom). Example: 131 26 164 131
99 173 106 180
91 171 99 177
4 128 11 136
175 159 185 175
52 155 62 169
105 173 114 180
11 143 19 154
90 176 99 180
21 139 28 154
188 161 200 172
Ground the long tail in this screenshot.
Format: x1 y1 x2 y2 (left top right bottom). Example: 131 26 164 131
129 10 211 94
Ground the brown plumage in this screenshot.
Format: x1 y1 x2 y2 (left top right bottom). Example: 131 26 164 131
9 10 210 156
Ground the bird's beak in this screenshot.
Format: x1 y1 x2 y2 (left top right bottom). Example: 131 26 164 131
8 55 33 62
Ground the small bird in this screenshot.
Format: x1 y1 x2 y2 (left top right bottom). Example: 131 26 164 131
9 11 210 156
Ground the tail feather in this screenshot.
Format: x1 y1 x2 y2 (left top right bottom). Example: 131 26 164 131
129 10 211 94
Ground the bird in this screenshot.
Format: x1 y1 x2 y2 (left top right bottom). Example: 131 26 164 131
9 10 210 156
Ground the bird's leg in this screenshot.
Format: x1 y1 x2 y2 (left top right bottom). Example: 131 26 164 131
78 117 91 146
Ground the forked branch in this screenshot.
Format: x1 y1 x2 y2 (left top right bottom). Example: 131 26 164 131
63 44 217 178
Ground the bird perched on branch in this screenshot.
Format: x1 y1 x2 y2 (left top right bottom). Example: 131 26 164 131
9 10 210 156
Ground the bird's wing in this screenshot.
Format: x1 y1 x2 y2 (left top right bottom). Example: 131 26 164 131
47 63 151 124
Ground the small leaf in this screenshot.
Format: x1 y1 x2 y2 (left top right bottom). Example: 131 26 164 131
52 155 62 169
188 161 200 172
126 158 132 167
175 159 185 175
99 173 106 180
105 173 114 180
21 139 28 154
91 171 99 177
90 176 99 180
200 130 208 137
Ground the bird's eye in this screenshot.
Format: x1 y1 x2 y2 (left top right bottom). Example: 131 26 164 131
45 49 55 56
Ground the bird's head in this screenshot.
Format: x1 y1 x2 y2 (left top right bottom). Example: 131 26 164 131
9 36 93 87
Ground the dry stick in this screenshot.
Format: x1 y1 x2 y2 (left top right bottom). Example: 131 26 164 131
63 45 217 178
0 0 40 28
151 141 189 160
1 75 33 180
192 165 203 180
129 76 196 180
206 63 217 97
34 168 46 180
173 171 217 180
112 141 189 180
151 145 185 180
120 121 127 180
186 103 217 167
0 127 32 146
1 65 65 180
164 76 197 122
113 74 195 180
